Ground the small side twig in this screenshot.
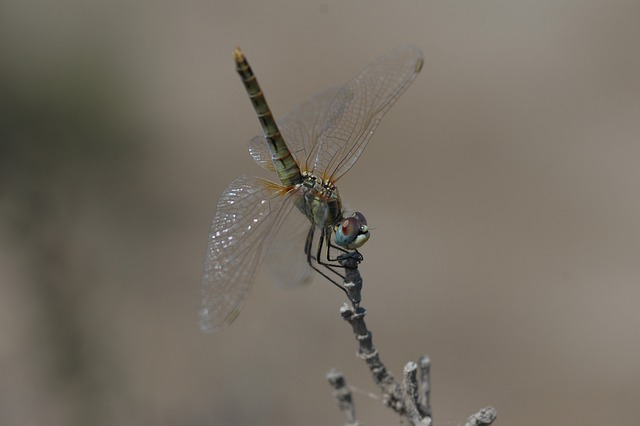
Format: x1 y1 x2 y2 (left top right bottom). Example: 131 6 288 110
326 369 361 426
402 362 432 426
417 355 431 417
464 406 497 426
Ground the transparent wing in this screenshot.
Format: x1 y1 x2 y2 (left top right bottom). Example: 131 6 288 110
310 45 424 181
248 134 276 172
200 175 297 333
264 199 314 288
248 86 341 173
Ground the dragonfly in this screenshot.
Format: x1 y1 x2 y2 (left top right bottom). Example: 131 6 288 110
200 45 423 332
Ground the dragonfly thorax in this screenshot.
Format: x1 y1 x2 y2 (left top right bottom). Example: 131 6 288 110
294 172 343 229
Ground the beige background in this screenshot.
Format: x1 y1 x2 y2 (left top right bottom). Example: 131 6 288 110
2 1 639 425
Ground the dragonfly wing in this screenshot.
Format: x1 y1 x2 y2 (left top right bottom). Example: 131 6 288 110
264 198 313 288
311 45 423 181
248 135 276 172
200 175 296 332
248 86 341 173
277 86 341 172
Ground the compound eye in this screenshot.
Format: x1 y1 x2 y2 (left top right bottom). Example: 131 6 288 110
351 211 367 226
340 217 361 241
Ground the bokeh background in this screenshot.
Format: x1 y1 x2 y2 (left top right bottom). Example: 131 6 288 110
2 1 639 425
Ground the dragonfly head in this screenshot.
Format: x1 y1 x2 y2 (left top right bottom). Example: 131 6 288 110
334 212 370 250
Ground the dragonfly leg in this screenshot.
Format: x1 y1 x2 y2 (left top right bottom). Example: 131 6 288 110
317 228 363 306
326 237 349 259
316 228 349 277
322 227 364 267
304 226 352 297
304 224 315 259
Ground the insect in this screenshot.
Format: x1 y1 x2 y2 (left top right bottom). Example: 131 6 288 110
200 45 423 332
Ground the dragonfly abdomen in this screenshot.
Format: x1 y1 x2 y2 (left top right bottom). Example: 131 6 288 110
233 48 302 187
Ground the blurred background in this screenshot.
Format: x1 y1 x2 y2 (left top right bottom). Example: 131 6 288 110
2 1 639 425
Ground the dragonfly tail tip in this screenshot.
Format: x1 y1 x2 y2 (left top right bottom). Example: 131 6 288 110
233 47 244 62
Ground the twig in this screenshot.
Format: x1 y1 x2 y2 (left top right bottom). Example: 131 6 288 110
340 252 362 306
326 369 361 426
328 253 497 425
339 303 403 413
464 406 497 426
417 355 431 418
402 362 432 426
